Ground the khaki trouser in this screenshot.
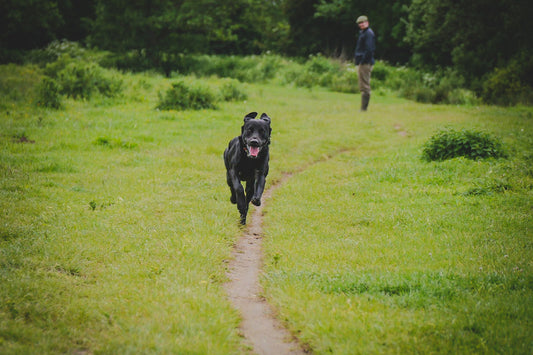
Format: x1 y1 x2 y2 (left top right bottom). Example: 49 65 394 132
357 64 373 95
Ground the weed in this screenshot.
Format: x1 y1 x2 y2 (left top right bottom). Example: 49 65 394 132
94 136 137 149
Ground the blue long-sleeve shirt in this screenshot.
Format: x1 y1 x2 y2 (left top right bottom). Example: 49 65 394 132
355 28 375 65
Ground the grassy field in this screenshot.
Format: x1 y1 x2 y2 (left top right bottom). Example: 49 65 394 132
1 65 532 354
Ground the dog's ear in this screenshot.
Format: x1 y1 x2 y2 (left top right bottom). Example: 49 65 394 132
261 113 272 139
260 113 271 124
244 112 258 122
242 112 257 135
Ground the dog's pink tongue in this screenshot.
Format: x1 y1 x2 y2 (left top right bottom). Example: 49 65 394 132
249 146 259 157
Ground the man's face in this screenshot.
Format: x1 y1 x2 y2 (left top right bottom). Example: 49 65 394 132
358 21 369 30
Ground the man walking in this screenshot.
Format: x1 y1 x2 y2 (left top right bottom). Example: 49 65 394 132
355 15 375 111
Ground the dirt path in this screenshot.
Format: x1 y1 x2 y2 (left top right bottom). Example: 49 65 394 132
224 173 306 355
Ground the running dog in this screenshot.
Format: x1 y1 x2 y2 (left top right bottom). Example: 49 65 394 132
224 112 272 225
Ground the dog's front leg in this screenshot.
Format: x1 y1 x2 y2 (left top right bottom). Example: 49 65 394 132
245 178 255 204
251 170 266 206
227 168 248 224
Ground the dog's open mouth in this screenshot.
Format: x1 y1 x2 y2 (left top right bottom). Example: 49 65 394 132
247 145 261 158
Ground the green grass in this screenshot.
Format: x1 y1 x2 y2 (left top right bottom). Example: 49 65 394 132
263 103 533 353
1 63 532 354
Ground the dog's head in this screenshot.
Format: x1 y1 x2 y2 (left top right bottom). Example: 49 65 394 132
240 112 272 159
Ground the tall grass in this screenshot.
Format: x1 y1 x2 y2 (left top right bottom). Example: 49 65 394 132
1 60 532 354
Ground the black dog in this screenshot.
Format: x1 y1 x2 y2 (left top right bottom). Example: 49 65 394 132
224 112 272 225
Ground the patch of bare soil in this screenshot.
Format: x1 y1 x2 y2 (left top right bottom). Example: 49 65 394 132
394 123 409 137
224 174 306 355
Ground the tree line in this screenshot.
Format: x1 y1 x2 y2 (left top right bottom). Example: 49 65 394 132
1 0 532 103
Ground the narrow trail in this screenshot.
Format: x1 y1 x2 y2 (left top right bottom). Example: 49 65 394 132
224 172 306 355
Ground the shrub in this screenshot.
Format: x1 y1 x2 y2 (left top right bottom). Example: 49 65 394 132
371 61 392 82
330 68 359 93
447 88 480 105
422 128 507 161
157 81 217 110
36 77 63 109
27 40 87 65
45 55 123 99
219 79 247 101
482 65 533 106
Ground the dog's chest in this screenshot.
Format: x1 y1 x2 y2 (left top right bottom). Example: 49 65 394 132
237 158 262 180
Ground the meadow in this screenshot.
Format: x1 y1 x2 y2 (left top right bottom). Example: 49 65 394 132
1 62 532 354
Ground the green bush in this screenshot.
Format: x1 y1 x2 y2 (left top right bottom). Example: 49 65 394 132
27 40 88 66
482 64 533 106
386 67 480 105
157 81 218 110
371 61 392 82
447 88 480 105
45 55 123 99
422 128 507 161
330 68 359 93
218 79 247 101
36 77 63 109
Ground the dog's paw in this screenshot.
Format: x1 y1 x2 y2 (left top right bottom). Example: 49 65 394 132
251 198 261 206
230 195 236 204
240 215 247 225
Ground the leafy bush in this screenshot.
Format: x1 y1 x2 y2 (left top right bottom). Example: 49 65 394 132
27 40 88 65
385 67 480 105
45 55 123 99
330 67 359 93
482 64 533 106
218 79 247 101
36 77 62 109
447 88 480 105
157 81 218 110
422 128 507 161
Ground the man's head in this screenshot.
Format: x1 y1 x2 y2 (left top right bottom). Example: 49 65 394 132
356 15 369 30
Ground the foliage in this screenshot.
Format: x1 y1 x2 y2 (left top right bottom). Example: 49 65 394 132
36 77 63 109
405 0 533 92
330 66 359 93
218 79 247 102
0 64 42 105
481 53 533 106
384 67 480 105
313 0 411 62
26 40 96 66
0 0 61 52
44 55 123 99
89 0 287 63
156 81 218 110
1 0 532 107
422 128 507 161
